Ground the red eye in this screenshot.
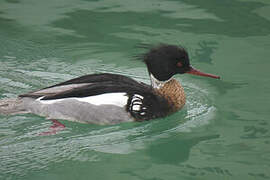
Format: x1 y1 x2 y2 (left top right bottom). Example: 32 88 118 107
177 62 183 67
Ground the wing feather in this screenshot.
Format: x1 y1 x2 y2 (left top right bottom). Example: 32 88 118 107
19 73 150 100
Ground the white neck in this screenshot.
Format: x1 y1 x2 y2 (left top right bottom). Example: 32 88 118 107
150 74 170 89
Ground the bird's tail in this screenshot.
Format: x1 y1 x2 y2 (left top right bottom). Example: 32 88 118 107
0 98 27 115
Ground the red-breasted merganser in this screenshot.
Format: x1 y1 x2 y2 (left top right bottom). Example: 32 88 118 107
0 44 220 125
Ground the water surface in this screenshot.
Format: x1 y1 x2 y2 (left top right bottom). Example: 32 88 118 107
1 0 270 179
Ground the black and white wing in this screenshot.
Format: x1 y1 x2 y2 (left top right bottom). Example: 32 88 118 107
19 73 170 121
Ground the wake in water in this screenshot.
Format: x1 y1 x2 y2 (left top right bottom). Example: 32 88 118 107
0 56 218 178
0 98 28 115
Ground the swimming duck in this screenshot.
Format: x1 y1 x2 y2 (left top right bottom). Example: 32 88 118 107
0 44 220 125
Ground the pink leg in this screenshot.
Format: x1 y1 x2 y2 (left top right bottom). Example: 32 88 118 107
39 119 65 136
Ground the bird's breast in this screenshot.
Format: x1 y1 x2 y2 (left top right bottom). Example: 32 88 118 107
156 78 186 112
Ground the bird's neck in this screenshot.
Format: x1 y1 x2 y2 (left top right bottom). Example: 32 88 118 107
150 74 170 89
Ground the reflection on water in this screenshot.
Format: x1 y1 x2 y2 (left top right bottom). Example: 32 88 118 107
147 134 220 164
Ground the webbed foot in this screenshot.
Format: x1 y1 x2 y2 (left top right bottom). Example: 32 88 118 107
39 119 65 136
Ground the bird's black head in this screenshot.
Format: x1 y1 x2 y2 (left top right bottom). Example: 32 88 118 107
143 44 191 81
142 44 220 81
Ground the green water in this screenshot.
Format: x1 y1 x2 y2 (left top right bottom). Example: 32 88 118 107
1 0 270 179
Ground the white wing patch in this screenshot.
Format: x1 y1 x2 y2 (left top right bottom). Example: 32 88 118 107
37 93 128 107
